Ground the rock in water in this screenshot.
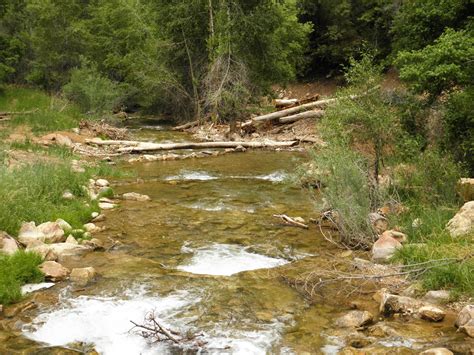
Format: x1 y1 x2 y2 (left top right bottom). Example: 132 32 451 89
418 305 446 322
335 310 373 328
446 201 474 237
455 304 474 337
122 192 151 202
70 267 97 286
39 261 70 281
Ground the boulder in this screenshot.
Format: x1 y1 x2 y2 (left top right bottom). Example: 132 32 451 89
455 305 474 337
92 214 106 222
418 305 446 322
70 267 97 286
39 261 70 281
335 310 373 328
18 222 46 246
457 178 474 202
82 238 104 251
26 243 58 261
65 235 78 244
48 243 91 259
446 201 474 237
37 221 65 243
368 212 388 234
371 235 402 262
422 290 451 304
122 192 151 202
420 349 453 355
1 232 19 255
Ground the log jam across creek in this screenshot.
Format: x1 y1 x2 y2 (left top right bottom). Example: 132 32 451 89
0 124 468 354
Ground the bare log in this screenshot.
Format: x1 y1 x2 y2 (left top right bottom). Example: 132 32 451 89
273 214 309 229
86 138 141 146
274 98 298 108
0 109 38 117
172 120 200 131
278 110 325 124
117 140 298 153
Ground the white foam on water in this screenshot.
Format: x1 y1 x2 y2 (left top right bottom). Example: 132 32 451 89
185 201 256 213
177 244 289 276
165 170 218 181
229 171 288 182
24 291 192 355
21 282 55 295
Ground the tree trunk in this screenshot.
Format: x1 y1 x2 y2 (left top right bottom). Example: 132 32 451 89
278 110 324 124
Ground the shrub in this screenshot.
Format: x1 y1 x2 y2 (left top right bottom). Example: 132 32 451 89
63 65 125 114
0 251 44 305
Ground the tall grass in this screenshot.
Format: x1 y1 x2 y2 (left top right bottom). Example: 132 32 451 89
0 251 44 305
0 86 84 133
0 161 99 235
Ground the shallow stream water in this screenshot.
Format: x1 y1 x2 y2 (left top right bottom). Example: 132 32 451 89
1 125 470 354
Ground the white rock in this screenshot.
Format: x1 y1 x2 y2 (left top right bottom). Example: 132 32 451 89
422 290 451 304
420 348 453 355
26 243 58 261
335 310 373 328
83 223 99 233
95 179 110 187
62 191 74 200
446 201 474 237
65 235 78 244
92 214 106 222
122 192 151 202
418 305 446 322
21 282 55 295
18 222 46 246
457 178 474 202
99 202 116 210
91 212 99 219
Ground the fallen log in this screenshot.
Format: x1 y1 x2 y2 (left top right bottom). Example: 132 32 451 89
118 140 298 153
273 214 309 229
86 138 141 146
274 98 298 108
0 109 38 117
278 109 324 124
172 120 200 131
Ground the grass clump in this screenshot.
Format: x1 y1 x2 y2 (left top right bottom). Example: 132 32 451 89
0 161 98 235
0 86 83 133
0 251 44 305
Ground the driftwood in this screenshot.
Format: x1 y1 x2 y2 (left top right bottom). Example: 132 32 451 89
274 98 298 108
278 110 324 124
273 214 309 229
172 120 200 131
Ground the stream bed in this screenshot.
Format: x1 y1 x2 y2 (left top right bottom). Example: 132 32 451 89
1 126 470 354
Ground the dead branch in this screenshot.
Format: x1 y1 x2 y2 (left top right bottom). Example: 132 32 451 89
273 214 309 229
172 120 200 131
278 109 325 124
0 109 39 117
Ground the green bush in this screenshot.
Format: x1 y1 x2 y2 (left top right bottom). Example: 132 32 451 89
63 65 124 114
443 87 474 174
0 251 44 305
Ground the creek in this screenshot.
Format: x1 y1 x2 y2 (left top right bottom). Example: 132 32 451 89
1 124 469 354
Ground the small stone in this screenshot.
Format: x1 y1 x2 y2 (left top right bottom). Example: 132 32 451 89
422 290 451 304
95 179 110 187
380 293 424 315
39 261 70 281
82 238 104 251
412 218 422 228
122 192 151 202
62 191 74 200
91 212 99 218
293 216 305 224
99 202 116 210
420 348 454 355
455 304 474 337
70 267 97 286
368 212 388 234
335 310 373 328
234 145 246 152
418 305 446 322
55 218 72 231
83 223 99 233
92 214 106 222
457 178 474 202
99 197 114 203
381 229 408 243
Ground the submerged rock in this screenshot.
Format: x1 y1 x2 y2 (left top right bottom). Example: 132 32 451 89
455 304 474 337
335 310 373 328
40 261 70 281
418 305 446 322
122 192 151 202
446 201 474 238
70 267 97 286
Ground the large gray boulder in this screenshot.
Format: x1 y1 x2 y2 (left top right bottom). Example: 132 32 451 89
39 261 70 281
